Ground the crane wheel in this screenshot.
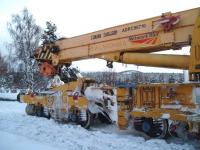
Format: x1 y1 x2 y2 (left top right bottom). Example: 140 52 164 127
98 113 112 124
134 117 168 138
16 93 21 102
168 121 189 140
35 105 44 117
79 110 91 129
25 104 36 116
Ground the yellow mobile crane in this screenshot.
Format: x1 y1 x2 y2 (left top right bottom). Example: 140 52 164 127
21 8 200 138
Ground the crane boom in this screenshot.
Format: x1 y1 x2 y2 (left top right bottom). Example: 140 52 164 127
35 7 200 80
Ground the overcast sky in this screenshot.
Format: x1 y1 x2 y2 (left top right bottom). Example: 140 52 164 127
0 0 199 72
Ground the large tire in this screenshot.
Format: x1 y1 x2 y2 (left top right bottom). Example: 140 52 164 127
79 110 91 129
98 113 112 124
16 93 21 102
169 121 189 140
146 119 168 138
43 107 51 119
25 104 36 116
36 106 44 117
134 117 168 139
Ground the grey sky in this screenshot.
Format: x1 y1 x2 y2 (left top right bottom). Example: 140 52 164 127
0 0 199 72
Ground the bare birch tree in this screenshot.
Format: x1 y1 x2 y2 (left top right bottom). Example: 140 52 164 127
7 8 41 88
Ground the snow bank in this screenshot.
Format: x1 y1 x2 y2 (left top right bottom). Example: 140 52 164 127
0 101 196 150
0 89 20 100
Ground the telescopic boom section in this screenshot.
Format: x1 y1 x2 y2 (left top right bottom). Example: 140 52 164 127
35 8 200 81
121 53 189 69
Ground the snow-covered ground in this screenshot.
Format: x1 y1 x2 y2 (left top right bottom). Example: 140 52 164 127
0 101 198 150
0 131 61 150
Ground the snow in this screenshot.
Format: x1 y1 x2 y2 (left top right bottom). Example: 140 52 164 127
0 92 18 100
0 131 60 150
0 101 197 150
0 89 20 100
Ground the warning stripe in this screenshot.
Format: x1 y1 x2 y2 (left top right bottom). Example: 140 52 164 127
40 53 45 59
38 51 43 59
44 50 50 59
48 53 52 59
37 49 51 60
